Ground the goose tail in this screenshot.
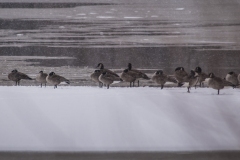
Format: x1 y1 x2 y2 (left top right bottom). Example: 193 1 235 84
65 80 70 84
143 74 150 80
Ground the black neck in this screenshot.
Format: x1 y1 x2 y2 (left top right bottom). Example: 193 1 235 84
128 63 132 70
100 64 104 69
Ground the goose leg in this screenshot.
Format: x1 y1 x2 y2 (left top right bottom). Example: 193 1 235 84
15 81 18 86
187 87 190 93
17 80 20 86
45 83 46 87
130 82 131 87
138 80 139 87
218 89 219 95
107 85 109 89
41 83 42 88
161 85 164 89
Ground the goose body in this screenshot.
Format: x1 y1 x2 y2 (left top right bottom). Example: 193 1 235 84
208 73 226 95
120 69 136 87
152 70 177 89
127 63 150 86
36 71 48 87
174 67 189 86
8 69 32 86
90 70 103 87
99 72 122 89
225 72 239 86
46 72 70 89
195 67 209 87
187 70 199 93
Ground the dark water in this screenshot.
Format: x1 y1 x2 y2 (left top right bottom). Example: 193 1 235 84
0 0 240 86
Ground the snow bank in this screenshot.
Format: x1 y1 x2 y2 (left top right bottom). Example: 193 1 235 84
0 86 240 151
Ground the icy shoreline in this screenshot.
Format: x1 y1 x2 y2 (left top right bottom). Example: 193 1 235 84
1 86 240 151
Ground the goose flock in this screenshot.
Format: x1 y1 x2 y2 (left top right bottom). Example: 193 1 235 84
90 63 238 95
7 63 240 94
8 70 70 89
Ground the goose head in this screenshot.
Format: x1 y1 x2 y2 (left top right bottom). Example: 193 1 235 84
195 67 202 73
228 71 235 75
190 70 198 77
49 72 55 76
12 69 18 73
175 67 184 71
96 63 104 69
156 70 163 75
209 73 215 78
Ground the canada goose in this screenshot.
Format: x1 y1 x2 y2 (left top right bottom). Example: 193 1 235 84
120 69 136 87
174 67 188 86
46 72 70 89
96 63 119 77
187 70 199 93
151 70 178 89
207 73 234 95
99 72 122 89
90 70 103 87
36 71 48 87
225 72 239 86
195 66 209 87
8 69 32 86
127 63 150 87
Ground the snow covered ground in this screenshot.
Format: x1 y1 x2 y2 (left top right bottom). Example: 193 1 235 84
0 86 240 152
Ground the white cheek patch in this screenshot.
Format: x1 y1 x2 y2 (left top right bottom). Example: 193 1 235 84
194 72 198 77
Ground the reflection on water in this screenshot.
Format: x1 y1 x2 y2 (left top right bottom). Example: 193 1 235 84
0 0 240 86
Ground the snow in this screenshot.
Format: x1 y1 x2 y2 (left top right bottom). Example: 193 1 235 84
0 86 240 152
